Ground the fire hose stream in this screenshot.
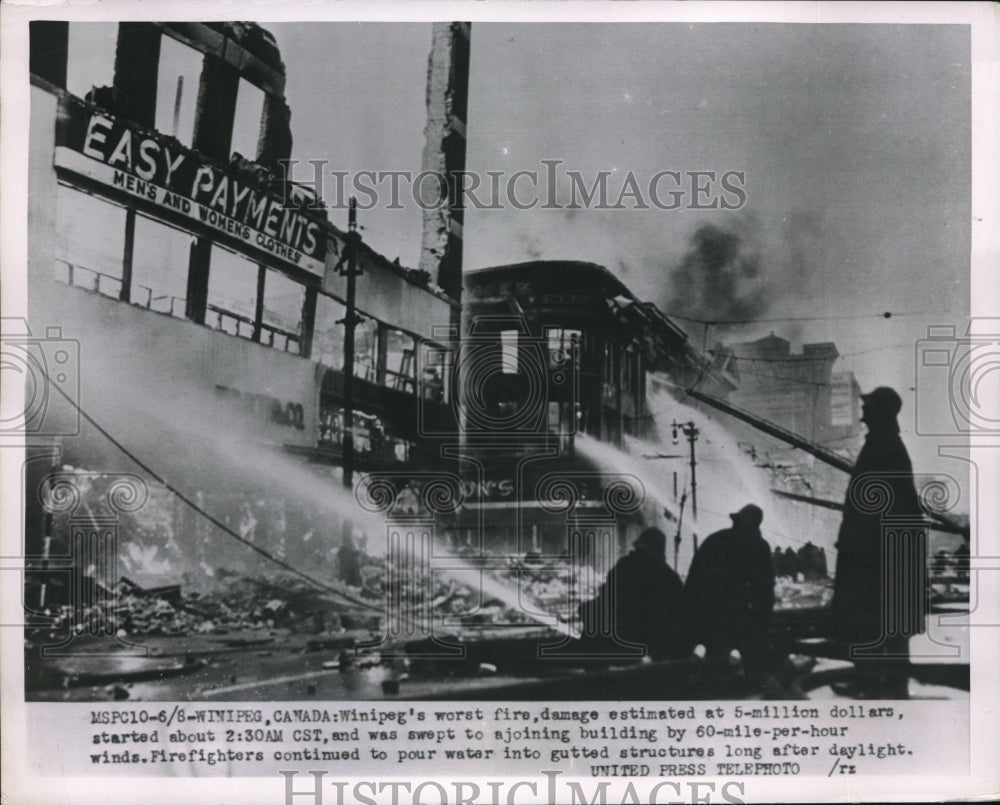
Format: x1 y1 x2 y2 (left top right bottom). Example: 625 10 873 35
683 387 967 537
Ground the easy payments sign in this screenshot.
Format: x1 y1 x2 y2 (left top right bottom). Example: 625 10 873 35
54 99 327 276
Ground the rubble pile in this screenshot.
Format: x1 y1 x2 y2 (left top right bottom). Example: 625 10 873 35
33 529 842 644
774 578 834 610
496 558 601 620
32 544 848 646
33 549 596 641
352 550 592 626
33 570 367 639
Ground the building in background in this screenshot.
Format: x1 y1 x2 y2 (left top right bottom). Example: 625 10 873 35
722 333 862 449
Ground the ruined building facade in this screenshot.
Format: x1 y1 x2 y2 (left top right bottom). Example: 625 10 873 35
722 333 862 448
24 21 460 580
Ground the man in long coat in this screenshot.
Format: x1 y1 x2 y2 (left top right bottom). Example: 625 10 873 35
685 504 775 675
833 386 926 698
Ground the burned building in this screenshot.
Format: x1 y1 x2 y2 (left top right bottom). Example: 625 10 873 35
447 261 736 562
24 22 460 586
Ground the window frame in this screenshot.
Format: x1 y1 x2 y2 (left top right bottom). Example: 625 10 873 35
53 181 131 300
129 210 195 317
206 242 308 354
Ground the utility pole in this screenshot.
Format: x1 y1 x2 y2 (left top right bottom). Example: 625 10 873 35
672 420 699 520
339 197 362 490
673 491 686 572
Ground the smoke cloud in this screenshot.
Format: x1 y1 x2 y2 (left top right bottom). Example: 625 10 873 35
665 220 767 323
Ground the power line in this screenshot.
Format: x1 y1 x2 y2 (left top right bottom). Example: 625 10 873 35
43 373 381 612
717 365 844 389
648 364 843 409
710 342 914 363
664 309 950 326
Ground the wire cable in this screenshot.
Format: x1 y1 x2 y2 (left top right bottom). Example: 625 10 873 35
664 309 952 326
42 372 381 612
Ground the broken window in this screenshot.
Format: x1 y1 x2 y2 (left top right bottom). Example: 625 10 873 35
54 184 127 298
130 214 192 317
230 77 266 160
421 343 452 404
206 245 258 339
260 268 305 354
317 406 410 463
546 327 581 368
312 293 346 370
154 34 201 146
500 329 518 374
65 23 117 101
383 327 416 393
353 316 379 382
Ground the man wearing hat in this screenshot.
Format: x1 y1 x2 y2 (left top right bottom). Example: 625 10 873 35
833 386 925 698
684 504 775 674
579 526 688 660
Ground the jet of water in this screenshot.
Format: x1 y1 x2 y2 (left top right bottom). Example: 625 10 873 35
574 379 840 576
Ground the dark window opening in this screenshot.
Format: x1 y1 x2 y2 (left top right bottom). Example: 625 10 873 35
317 405 412 463
420 343 452 404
